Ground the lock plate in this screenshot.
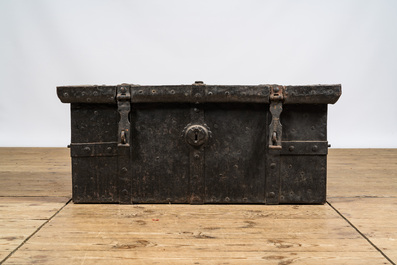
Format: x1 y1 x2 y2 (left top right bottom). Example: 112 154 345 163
183 124 210 147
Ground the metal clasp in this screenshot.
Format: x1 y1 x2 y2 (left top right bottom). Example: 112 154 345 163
269 86 284 149
117 85 131 146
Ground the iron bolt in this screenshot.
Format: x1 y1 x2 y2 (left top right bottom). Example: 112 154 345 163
312 145 318 152
273 87 280 93
194 154 200 159
120 87 127 93
269 192 275 198
83 147 91 152
63 92 69 98
289 145 295 152
122 189 128 196
270 163 276 169
106 147 112 152
194 108 200 113
121 167 128 173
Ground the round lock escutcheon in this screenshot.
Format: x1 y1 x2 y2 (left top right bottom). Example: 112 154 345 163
184 125 209 147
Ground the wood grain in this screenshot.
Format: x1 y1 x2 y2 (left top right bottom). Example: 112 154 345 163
4 203 386 264
0 148 71 197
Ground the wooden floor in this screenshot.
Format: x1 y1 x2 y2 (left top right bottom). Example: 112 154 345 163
0 148 396 265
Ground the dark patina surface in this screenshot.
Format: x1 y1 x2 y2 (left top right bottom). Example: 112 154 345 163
58 82 341 204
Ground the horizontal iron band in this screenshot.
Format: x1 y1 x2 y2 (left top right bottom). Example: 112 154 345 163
58 84 341 104
70 142 118 157
280 141 328 155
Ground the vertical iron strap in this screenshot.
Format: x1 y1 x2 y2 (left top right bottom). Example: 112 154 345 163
266 86 284 204
189 83 206 204
117 85 132 203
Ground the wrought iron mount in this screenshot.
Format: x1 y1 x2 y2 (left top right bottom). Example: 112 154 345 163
117 85 131 146
268 86 284 149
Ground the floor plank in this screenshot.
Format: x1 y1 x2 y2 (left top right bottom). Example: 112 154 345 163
329 197 397 263
327 149 397 198
0 148 71 197
0 196 70 261
4 203 386 264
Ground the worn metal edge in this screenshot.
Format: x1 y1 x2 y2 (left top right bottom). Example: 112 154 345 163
57 84 341 104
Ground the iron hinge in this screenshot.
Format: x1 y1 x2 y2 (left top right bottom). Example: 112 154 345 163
269 86 284 149
117 85 131 146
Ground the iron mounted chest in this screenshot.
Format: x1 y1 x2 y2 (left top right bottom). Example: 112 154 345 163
57 82 341 204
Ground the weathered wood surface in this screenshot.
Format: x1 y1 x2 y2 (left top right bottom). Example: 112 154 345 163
327 149 397 263
4 204 387 264
0 148 71 197
327 149 397 198
0 148 396 264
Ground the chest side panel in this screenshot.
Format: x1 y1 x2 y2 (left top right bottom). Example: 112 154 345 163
279 104 328 204
130 103 191 203
204 103 268 203
70 103 119 203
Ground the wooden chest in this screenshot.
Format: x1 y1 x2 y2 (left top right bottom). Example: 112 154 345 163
57 82 341 204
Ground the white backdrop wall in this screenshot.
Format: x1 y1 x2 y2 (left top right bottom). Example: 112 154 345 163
0 0 396 147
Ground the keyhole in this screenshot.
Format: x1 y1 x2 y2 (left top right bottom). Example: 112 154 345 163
194 130 198 143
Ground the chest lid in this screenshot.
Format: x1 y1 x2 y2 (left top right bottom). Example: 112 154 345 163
57 82 341 105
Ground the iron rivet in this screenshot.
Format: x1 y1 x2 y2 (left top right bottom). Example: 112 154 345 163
121 167 128 173
194 108 199 113
81 92 86 96
83 147 91 152
273 87 280 93
93 91 98 96
225 197 230 202
289 145 295 152
269 192 275 198
63 92 69 98
208 91 213 95
152 90 156 94
194 154 200 159
170 90 175 94
312 145 318 152
120 87 127 93
270 163 276 169
122 189 128 196
106 147 112 152
225 91 230 96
